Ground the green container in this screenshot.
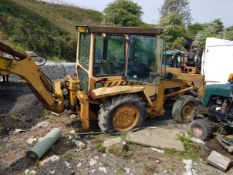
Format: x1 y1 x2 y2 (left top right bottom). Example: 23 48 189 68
27 128 62 159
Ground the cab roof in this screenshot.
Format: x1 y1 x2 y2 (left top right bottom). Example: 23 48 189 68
76 25 162 35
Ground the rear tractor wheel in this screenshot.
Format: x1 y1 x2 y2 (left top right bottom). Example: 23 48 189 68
172 95 198 123
98 95 146 133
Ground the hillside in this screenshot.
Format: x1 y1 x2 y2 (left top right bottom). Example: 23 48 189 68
0 0 103 61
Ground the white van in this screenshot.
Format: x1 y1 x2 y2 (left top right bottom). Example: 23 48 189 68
201 38 233 85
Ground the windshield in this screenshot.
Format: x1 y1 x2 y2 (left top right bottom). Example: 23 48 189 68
126 35 157 82
93 34 125 76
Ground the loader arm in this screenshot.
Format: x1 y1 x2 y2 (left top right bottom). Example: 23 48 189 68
0 42 58 111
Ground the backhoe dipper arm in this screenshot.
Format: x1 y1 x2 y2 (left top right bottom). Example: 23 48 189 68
0 42 57 111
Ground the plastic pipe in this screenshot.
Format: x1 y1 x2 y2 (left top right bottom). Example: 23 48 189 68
27 128 62 159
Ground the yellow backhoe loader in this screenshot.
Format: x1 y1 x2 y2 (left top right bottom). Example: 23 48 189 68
0 26 205 133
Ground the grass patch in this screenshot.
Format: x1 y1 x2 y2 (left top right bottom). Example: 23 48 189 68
19 115 27 122
122 152 133 160
62 150 80 162
115 167 126 174
0 124 5 133
118 133 127 139
96 143 105 153
10 115 27 122
43 110 50 117
93 134 106 146
10 115 18 121
0 0 102 62
165 133 203 160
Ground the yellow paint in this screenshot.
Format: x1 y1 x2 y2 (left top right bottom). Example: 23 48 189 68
92 85 144 99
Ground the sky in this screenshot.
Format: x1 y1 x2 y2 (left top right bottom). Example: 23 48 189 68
43 0 233 27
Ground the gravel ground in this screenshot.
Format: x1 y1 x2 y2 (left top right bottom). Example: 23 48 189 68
1 114 232 175
0 83 43 115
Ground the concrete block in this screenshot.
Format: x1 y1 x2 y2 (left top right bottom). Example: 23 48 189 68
207 150 231 172
126 128 185 151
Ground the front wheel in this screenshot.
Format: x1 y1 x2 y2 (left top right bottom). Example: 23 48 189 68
172 95 198 123
98 95 146 133
189 119 212 140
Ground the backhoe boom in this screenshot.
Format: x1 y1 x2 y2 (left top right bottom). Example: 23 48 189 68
0 42 57 111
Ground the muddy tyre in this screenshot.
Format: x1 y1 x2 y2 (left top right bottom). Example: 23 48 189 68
189 119 212 140
98 95 146 133
172 95 198 123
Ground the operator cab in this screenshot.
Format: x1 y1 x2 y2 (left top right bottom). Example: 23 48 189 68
75 26 163 92
163 50 181 68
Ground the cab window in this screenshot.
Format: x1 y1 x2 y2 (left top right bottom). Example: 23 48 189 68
79 33 90 69
93 34 125 76
127 35 157 82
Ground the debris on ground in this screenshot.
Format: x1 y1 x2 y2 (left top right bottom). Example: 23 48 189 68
26 137 38 146
191 137 205 144
70 114 77 120
76 162 82 167
102 137 126 156
102 137 123 148
13 129 26 134
89 158 97 166
1 115 233 174
31 121 50 130
126 128 185 151
183 159 198 175
150 147 165 154
1 97 233 175
217 134 233 153
124 167 130 173
69 129 76 135
38 158 76 175
99 166 107 173
51 112 59 116
40 155 60 166
68 129 76 141
75 140 86 150
25 169 37 174
207 150 231 172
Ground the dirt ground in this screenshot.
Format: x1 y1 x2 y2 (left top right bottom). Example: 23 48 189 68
0 83 233 175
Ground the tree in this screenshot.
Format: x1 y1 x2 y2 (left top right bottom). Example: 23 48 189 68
208 19 224 34
160 0 192 24
224 26 233 41
103 0 143 26
187 23 204 39
160 13 186 49
194 19 225 48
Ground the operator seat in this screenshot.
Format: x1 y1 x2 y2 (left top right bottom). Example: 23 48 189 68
100 60 114 75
